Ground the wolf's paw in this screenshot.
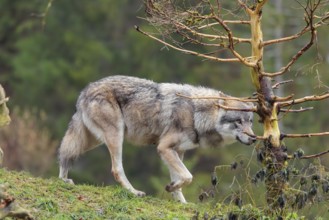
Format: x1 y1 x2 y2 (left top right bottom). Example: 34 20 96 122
165 181 179 192
62 178 75 185
165 177 192 192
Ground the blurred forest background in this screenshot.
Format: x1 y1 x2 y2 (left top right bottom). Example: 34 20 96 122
0 0 329 211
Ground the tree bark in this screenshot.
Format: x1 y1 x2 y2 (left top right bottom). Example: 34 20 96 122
248 1 286 207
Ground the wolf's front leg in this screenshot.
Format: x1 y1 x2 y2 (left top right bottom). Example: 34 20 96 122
162 151 192 194
171 189 186 203
157 139 192 202
168 150 188 203
169 167 187 203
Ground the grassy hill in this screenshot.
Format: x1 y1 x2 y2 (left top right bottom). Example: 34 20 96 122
0 169 222 219
0 168 305 220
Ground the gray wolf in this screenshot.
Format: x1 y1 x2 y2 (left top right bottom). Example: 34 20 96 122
58 75 255 203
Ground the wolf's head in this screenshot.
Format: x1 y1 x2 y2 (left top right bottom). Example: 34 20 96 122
216 100 256 146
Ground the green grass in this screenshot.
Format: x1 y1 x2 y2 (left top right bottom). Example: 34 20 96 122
0 169 212 219
0 169 307 220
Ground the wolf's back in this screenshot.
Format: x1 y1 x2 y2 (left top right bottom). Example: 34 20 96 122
76 76 159 110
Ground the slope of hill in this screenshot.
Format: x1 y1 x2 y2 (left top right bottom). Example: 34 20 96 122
0 169 304 219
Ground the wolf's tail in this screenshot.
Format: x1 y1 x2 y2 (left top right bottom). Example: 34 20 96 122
58 112 95 179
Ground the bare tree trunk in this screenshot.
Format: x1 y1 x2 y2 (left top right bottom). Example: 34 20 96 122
248 2 286 207
274 0 284 99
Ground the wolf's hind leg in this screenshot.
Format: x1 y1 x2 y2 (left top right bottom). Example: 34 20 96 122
58 113 99 184
102 126 146 197
87 101 146 197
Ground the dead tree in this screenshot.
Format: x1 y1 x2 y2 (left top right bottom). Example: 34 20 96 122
137 0 329 208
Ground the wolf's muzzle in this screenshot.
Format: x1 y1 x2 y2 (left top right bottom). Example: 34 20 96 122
248 137 257 144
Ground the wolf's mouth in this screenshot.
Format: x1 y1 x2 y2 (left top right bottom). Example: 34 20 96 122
236 136 256 145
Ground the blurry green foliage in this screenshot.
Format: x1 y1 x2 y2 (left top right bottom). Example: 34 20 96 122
0 1 328 218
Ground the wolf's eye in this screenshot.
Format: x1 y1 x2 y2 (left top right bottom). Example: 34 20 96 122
236 119 242 125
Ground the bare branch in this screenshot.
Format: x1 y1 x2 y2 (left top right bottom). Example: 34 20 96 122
314 12 329 28
176 22 251 44
176 29 227 48
277 106 314 121
31 0 54 28
263 26 309 47
279 107 314 113
272 80 294 89
261 0 320 77
254 0 268 14
176 93 258 102
299 149 329 159
209 15 256 67
197 20 250 30
263 12 329 47
286 149 329 160
279 92 329 107
216 103 258 112
142 0 256 67
280 131 329 139
223 20 250 24
261 30 316 77
237 0 253 15
135 26 244 63
272 94 295 102
245 130 329 142
244 131 266 140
